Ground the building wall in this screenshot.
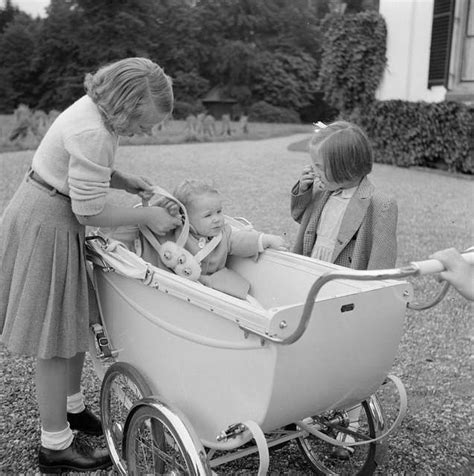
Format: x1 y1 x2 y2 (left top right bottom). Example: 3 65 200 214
447 0 474 103
377 0 446 102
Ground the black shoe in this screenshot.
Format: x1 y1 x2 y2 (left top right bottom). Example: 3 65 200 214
67 407 103 436
38 438 111 473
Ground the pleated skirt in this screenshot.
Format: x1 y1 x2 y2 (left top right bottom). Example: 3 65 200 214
0 175 99 359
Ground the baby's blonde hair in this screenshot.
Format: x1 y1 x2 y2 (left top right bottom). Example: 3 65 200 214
84 57 173 134
173 179 219 208
309 121 373 183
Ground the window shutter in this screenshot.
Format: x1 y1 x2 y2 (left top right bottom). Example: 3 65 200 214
428 0 455 87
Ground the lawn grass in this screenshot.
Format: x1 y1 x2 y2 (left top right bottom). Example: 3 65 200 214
1 135 473 474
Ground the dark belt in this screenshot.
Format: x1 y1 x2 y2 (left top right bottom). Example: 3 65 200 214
28 169 70 199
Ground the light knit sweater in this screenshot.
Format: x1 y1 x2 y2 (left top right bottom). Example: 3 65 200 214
31 95 119 216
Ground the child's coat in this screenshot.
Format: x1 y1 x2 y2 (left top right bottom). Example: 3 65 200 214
291 176 397 270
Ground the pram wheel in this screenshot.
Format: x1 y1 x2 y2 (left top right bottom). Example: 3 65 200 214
124 397 211 475
100 362 153 475
296 396 385 475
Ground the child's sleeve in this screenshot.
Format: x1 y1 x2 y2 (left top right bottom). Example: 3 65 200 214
367 196 398 269
290 181 313 223
65 129 116 216
227 225 261 259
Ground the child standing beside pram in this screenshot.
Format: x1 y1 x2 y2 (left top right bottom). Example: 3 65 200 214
290 120 399 458
291 120 398 270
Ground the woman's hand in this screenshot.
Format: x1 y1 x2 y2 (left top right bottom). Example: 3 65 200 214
151 196 180 217
110 170 154 200
429 248 474 301
144 207 182 236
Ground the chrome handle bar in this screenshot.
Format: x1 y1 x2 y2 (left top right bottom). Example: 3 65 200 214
240 250 474 346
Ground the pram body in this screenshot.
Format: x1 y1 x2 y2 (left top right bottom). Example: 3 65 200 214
87 221 412 472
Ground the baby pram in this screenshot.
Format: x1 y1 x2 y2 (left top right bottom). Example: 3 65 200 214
85 204 472 475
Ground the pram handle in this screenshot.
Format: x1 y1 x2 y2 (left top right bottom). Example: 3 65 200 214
240 251 474 346
410 250 474 275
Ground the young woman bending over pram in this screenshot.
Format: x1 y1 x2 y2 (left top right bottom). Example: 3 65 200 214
0 57 180 473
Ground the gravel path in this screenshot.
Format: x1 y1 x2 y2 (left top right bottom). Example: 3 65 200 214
1 134 473 474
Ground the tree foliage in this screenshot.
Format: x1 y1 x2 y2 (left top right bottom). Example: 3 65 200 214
0 14 40 111
317 11 387 114
0 0 373 116
251 51 319 111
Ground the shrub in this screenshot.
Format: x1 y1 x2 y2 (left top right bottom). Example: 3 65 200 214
172 70 210 103
318 11 387 115
350 100 473 173
248 101 300 124
250 50 319 113
172 100 205 120
298 92 339 124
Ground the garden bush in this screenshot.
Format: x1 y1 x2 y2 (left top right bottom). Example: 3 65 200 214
318 11 387 115
298 92 339 124
250 50 319 114
172 70 210 104
172 100 204 120
350 100 473 174
248 101 300 124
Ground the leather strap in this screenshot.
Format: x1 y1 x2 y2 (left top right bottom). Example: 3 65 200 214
194 233 223 263
139 185 223 264
142 185 189 247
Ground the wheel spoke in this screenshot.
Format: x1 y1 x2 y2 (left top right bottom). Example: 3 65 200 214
125 401 210 475
100 363 152 475
296 399 383 475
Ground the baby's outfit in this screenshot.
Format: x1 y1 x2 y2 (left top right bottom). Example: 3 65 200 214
139 223 264 299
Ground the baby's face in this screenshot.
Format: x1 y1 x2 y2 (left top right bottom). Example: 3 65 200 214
187 192 225 237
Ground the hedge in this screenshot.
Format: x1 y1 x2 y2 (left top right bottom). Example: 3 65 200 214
248 101 300 124
318 11 387 115
350 100 473 174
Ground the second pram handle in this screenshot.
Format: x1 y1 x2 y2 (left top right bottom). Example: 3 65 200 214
410 250 474 274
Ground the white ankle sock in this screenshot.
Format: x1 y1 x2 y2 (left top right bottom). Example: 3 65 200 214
41 424 74 450
66 391 85 414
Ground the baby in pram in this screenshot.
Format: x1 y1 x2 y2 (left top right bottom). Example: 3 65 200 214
136 179 287 299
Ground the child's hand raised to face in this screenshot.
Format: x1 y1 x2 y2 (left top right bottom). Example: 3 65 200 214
299 165 317 193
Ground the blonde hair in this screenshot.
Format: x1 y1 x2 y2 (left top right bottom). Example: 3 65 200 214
309 121 373 183
84 57 174 134
173 179 219 208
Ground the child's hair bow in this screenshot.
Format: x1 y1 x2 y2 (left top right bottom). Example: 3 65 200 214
313 121 327 132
